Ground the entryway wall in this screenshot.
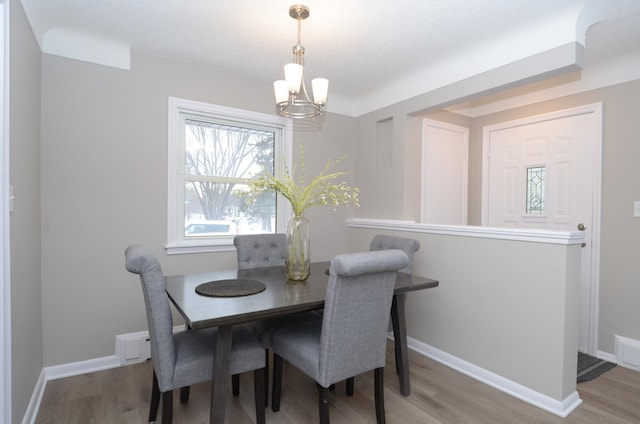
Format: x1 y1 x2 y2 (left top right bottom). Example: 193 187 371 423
482 104 602 355
347 220 583 417
418 78 640 357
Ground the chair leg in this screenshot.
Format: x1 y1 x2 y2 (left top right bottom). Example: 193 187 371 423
254 368 266 424
318 386 330 424
179 386 190 403
374 367 386 424
264 349 270 407
271 354 284 412
391 296 401 376
346 377 355 396
232 374 240 397
149 371 161 422
161 390 173 424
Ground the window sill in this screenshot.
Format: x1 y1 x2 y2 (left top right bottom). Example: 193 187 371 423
165 243 236 255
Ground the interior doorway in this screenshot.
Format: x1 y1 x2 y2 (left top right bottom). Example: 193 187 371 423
421 119 469 225
481 103 602 354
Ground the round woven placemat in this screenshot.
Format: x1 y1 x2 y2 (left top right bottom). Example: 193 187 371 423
195 279 266 297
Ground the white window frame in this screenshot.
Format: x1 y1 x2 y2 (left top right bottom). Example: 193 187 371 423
166 97 292 254
1 2 10 421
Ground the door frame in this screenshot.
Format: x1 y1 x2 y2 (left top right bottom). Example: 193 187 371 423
1 0 10 420
480 103 602 355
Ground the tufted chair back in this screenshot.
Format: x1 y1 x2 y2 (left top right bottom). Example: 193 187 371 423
234 233 287 269
369 234 420 273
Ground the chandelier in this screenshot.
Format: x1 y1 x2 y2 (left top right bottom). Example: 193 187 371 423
274 4 328 119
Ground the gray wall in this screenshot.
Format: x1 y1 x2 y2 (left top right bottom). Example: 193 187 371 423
348 225 581 403
10 1 42 422
465 80 640 354
39 51 357 366
355 78 640 356
8 3 639 418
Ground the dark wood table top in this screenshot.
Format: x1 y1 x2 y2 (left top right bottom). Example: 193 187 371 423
165 261 439 329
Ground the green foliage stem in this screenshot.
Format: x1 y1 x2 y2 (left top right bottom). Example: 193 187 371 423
245 146 359 217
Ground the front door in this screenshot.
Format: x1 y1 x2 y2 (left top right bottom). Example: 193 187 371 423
482 103 602 353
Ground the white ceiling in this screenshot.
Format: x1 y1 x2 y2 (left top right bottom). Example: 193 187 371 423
18 0 640 116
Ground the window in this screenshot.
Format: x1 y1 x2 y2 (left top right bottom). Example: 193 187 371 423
526 166 545 214
167 98 292 254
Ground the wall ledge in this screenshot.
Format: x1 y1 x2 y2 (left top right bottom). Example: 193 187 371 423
346 218 584 245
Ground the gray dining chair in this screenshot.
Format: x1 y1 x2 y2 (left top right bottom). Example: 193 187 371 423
370 234 421 391
233 233 322 405
124 244 266 424
234 232 288 270
369 234 420 273
270 249 410 424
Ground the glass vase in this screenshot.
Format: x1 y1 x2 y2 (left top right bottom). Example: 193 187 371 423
285 215 311 280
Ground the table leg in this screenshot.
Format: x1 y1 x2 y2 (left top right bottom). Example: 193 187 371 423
391 293 410 396
211 324 232 424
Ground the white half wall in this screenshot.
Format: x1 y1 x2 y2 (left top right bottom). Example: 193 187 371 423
347 219 582 413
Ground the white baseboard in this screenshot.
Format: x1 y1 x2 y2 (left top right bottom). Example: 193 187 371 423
22 356 121 424
21 369 46 424
27 329 585 422
404 336 583 418
24 326 186 422
45 355 121 381
596 349 617 364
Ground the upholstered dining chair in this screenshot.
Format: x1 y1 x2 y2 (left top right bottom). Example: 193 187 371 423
369 234 421 389
270 249 410 424
234 232 288 270
233 233 322 405
369 234 420 273
124 244 266 424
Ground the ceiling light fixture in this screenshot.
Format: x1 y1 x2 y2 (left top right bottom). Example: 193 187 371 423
274 4 328 119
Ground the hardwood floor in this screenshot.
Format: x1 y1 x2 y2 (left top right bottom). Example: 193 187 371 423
36 342 640 423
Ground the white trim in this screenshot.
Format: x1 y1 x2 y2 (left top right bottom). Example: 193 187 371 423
345 218 584 245
21 356 122 424
23 325 185 422
20 370 45 424
405 336 583 418
44 355 121 381
166 243 237 255
1 1 10 422
480 102 602 354
596 349 617 364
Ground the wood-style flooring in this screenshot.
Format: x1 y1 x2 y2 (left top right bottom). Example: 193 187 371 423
35 342 640 423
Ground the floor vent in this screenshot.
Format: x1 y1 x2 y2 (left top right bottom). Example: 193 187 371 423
615 335 640 371
116 326 186 365
116 331 151 365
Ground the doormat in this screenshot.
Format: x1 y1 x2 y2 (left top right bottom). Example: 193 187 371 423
577 352 616 383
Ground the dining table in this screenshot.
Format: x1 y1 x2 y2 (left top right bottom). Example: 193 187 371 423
164 260 439 424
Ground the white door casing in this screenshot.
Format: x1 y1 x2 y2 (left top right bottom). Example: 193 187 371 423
1 1 10 420
481 103 602 354
421 119 469 225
